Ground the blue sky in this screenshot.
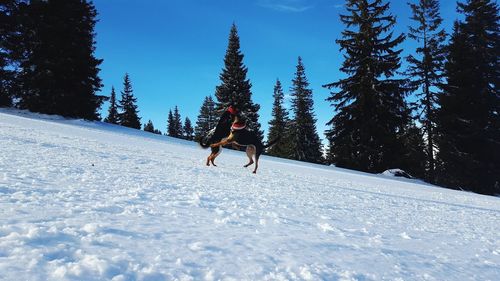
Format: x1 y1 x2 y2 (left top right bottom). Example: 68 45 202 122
93 0 457 139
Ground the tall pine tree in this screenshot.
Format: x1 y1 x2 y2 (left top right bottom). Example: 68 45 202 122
406 0 447 182
167 107 183 138
167 110 175 137
437 0 500 195
324 0 410 173
195 96 217 140
184 117 194 140
104 86 119 124
173 106 183 138
0 0 18 107
289 57 323 163
16 0 104 119
215 23 263 141
118 73 141 129
267 79 291 158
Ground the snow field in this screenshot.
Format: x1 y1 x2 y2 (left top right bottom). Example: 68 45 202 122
0 109 499 280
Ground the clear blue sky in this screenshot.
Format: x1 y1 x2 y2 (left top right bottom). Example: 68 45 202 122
93 0 457 139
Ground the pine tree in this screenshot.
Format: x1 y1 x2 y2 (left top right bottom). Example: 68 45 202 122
183 117 194 140
406 0 447 182
215 23 263 141
16 0 104 119
437 0 500 195
118 73 141 129
324 0 410 173
171 106 183 138
167 109 176 137
144 120 155 133
399 122 428 179
289 57 323 163
0 0 18 107
104 87 119 124
143 120 162 134
267 79 291 158
195 96 217 140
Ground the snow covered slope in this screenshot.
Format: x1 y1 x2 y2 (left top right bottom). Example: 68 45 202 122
1 108 499 281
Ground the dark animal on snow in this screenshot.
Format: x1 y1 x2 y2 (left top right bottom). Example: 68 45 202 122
199 110 280 174
199 110 233 167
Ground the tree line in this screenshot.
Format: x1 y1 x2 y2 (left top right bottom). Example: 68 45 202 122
321 0 499 195
103 72 195 140
193 0 499 196
1 0 498 195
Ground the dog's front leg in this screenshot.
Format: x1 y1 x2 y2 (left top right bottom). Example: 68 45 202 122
210 140 228 148
210 135 233 148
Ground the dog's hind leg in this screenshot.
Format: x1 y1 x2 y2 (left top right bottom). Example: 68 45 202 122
252 146 264 174
210 146 222 166
244 145 255 168
207 146 221 166
252 154 260 174
210 154 217 166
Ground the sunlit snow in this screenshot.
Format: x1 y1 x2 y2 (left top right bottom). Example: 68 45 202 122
1 108 499 280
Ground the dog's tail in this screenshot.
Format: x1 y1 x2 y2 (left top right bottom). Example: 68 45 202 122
264 135 281 149
199 138 210 149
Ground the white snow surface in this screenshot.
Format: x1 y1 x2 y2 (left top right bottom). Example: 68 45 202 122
1 108 499 281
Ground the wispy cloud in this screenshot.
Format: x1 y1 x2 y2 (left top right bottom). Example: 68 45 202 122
258 0 314 13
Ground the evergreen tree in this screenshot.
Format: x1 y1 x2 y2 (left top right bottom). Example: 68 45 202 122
406 0 447 182
325 135 336 165
167 109 176 137
144 119 162 135
183 117 194 140
399 122 428 179
144 119 155 133
0 0 18 107
171 106 183 138
437 0 500 195
289 57 323 163
118 73 141 129
104 87 119 124
215 23 263 141
195 96 217 140
324 0 410 173
16 0 104 119
267 79 291 158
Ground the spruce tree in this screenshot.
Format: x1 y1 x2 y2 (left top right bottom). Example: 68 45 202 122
16 0 104 119
118 73 141 129
167 109 176 137
184 117 194 140
400 122 428 179
437 0 500 195
324 0 410 173
144 120 155 133
0 0 18 107
267 79 291 158
171 106 183 138
289 57 323 163
406 0 447 182
195 96 217 140
104 87 119 124
215 23 263 141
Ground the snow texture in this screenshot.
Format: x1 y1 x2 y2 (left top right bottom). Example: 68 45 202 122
1 108 499 281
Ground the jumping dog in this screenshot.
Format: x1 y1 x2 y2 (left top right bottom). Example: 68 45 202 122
199 108 280 173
